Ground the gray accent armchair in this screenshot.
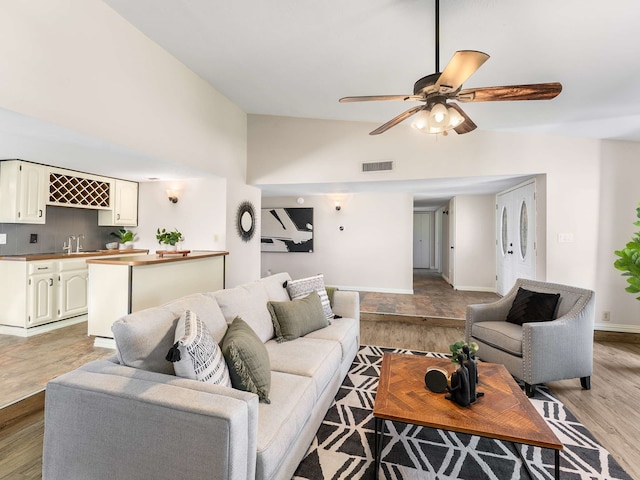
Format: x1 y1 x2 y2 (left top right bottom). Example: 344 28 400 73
466 278 595 397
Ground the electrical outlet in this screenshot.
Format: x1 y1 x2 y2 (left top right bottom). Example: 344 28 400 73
0 233 6 245
602 311 611 322
30 233 38 244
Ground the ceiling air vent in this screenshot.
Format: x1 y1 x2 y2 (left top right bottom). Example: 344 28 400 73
362 160 394 173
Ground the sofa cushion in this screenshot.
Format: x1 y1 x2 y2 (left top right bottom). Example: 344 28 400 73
169 310 232 387
506 287 560 326
259 272 292 302
286 274 334 319
472 321 523 357
264 337 341 398
162 292 228 343
304 317 359 363
267 291 329 342
214 282 274 343
112 307 178 375
256 371 316 480
221 317 271 403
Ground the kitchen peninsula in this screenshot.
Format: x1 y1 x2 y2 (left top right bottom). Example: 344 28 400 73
87 250 227 346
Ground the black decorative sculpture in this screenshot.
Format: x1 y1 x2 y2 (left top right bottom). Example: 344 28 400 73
462 345 484 403
446 354 472 407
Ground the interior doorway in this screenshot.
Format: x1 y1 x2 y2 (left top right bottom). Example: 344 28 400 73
413 212 434 269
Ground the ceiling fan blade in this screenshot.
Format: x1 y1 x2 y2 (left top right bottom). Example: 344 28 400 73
436 50 490 93
369 105 424 135
457 82 562 102
448 103 477 135
339 95 422 103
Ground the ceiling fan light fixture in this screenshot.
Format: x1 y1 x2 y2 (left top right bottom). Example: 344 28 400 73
447 106 464 127
429 102 449 128
411 108 431 131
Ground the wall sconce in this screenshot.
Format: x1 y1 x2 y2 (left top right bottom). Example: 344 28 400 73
335 201 341 211
167 189 179 204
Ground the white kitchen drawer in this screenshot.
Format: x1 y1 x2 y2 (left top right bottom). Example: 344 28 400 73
28 261 56 274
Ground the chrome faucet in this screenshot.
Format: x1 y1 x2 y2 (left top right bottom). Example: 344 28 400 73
63 235 75 254
76 234 85 253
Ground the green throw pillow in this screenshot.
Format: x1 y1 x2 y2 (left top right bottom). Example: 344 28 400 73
220 317 271 403
267 291 329 343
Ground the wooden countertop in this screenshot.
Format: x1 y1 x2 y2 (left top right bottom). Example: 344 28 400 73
86 250 228 266
0 249 149 262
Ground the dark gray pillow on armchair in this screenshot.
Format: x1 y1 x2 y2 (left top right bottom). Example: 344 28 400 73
506 287 561 326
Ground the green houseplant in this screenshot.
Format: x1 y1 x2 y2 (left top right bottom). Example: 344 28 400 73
156 228 183 249
110 229 136 249
614 202 640 299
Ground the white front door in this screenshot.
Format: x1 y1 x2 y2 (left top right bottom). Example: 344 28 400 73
496 182 536 295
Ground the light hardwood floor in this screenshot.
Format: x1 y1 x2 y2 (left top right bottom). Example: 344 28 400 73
1 272 638 479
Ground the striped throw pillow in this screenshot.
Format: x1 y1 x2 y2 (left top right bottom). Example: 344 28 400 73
168 310 232 387
286 274 334 319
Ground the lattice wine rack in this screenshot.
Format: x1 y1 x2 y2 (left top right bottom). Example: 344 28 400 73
49 172 111 207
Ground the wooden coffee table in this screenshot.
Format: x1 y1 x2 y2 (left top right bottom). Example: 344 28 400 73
373 353 563 479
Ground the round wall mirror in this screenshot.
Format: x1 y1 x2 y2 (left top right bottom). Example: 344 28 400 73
236 201 256 242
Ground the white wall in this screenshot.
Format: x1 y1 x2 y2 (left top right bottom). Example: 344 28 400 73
0 0 261 287
248 114 601 292
0 0 247 182
451 195 497 291
225 181 262 287
261 193 414 293
136 178 227 252
595 141 640 330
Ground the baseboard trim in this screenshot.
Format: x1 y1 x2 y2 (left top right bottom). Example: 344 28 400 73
0 315 87 337
335 285 414 295
452 285 497 293
594 323 640 334
93 337 116 349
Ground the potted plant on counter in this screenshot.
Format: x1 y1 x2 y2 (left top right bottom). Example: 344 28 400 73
111 229 136 250
156 228 184 251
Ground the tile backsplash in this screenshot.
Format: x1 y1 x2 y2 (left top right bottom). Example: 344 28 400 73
0 206 120 255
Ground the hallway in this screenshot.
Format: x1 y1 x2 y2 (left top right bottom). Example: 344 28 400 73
359 269 501 319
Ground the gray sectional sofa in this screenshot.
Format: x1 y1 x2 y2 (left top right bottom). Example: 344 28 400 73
42 272 360 480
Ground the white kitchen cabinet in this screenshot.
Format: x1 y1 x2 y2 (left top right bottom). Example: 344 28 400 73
28 271 56 326
0 252 146 334
98 179 138 226
57 260 89 319
0 160 47 224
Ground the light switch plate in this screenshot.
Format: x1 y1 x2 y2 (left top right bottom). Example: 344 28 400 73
0 233 6 244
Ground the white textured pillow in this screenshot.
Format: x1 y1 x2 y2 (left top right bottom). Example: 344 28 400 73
168 310 232 387
286 274 334 319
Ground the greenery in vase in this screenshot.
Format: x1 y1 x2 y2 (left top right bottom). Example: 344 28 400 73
156 228 183 246
449 340 478 364
614 202 640 299
110 228 135 244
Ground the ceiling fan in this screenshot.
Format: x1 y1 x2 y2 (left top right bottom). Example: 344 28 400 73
339 0 562 136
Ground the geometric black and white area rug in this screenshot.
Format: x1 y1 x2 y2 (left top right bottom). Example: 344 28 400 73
293 345 631 480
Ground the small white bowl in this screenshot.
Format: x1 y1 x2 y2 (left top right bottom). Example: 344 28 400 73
105 242 118 250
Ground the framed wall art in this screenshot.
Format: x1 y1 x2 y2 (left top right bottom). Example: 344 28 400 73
261 207 313 253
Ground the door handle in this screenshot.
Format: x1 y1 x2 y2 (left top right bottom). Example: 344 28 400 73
39 209 43 217
48 278 53 286
116 213 120 220
507 250 514 255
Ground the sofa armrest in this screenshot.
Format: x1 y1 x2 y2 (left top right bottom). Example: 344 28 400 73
522 294 595 384
465 296 514 342
332 290 360 320
44 362 258 480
